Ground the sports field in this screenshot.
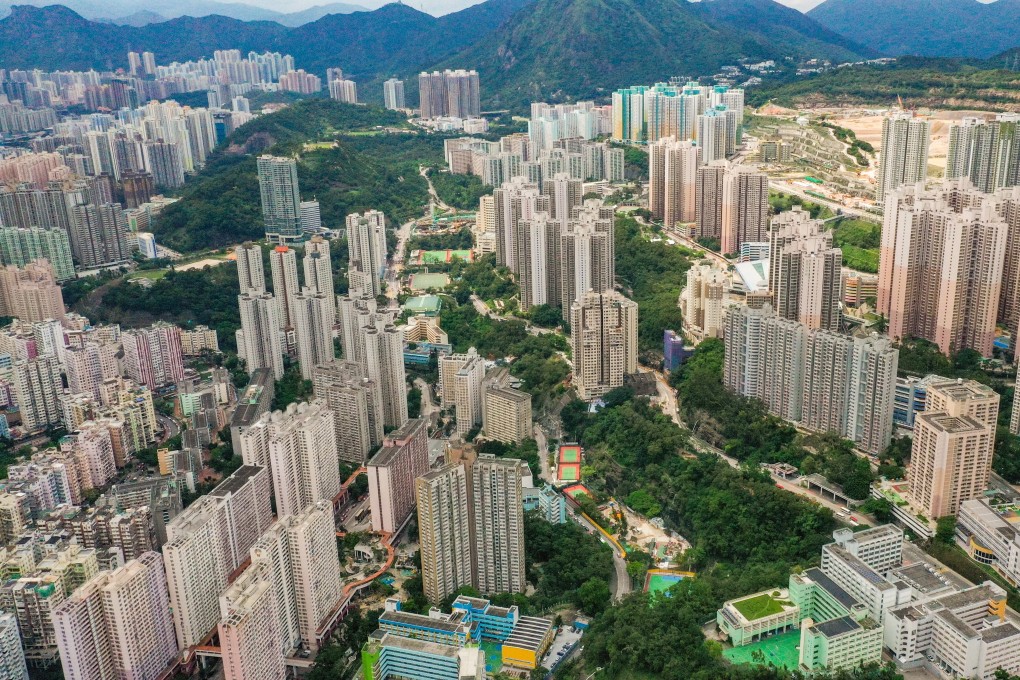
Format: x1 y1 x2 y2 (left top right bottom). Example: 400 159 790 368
559 445 581 461
722 630 801 670
562 484 592 499
479 640 502 674
557 463 581 482
732 593 787 621
645 572 684 595
409 272 450 290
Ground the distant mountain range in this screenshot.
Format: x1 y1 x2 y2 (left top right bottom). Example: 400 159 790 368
442 0 872 108
808 0 1020 58
0 0 370 26
0 0 878 107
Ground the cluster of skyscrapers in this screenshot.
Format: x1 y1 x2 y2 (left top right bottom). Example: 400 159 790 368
418 70 481 120
611 81 744 154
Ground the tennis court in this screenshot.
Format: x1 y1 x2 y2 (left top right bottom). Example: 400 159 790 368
419 249 474 264
557 445 583 483
723 630 801 671
644 571 687 595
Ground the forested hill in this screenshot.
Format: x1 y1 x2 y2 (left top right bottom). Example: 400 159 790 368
0 0 533 75
439 0 871 109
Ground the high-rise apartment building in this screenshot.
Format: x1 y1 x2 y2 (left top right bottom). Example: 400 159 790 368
12 355 62 432
218 569 285 680
769 207 843 331
337 293 407 428
493 177 549 271
53 552 177 680
239 292 284 379
383 78 405 110
236 243 266 295
261 400 340 518
679 261 728 342
418 70 480 119
257 155 302 243
723 305 898 454
471 455 527 595
878 181 1007 356
0 261 65 323
945 114 1020 193
0 614 26 680
876 112 930 204
721 165 769 255
416 463 473 603
312 360 383 462
696 108 731 165
559 200 615 317
648 137 699 227
303 235 335 300
292 288 335 379
569 290 638 400
328 78 358 104
695 160 727 243
269 245 299 329
439 348 485 434
514 211 557 311
70 203 131 268
0 227 74 282
162 466 272 649
121 322 185 390
908 379 999 518
483 384 532 445
367 418 429 533
347 210 387 296
277 501 343 651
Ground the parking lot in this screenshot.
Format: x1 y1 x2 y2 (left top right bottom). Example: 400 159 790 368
541 626 583 670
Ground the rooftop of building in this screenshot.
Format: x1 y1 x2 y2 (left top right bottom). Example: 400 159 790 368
209 465 264 498
486 385 531 402
803 568 861 611
369 631 464 659
888 563 954 595
379 609 470 635
503 616 552 652
981 621 1020 643
809 615 861 639
915 412 986 434
928 378 999 402
824 545 895 591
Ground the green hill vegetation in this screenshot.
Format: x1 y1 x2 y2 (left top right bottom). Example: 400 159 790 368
153 100 442 252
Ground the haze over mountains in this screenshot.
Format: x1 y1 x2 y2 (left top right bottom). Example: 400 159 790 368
0 0 369 25
807 0 1020 58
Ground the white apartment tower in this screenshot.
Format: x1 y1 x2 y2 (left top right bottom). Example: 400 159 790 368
292 288 335 379
769 207 844 331
257 155 302 243
876 112 930 204
560 200 615 317
569 290 639 400
471 455 527 595
269 245 299 329
680 261 728 342
312 360 383 462
347 210 387 297
266 400 340 518
218 569 285 680
416 463 473 604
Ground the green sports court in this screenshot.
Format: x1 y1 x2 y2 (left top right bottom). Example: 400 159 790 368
723 630 801 671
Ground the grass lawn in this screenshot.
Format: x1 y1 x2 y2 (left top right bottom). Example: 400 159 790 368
732 593 786 621
127 269 168 281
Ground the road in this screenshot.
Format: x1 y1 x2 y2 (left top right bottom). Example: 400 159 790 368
156 414 181 443
413 377 440 432
534 423 553 484
387 218 416 301
769 179 881 221
469 294 556 335
570 506 631 600
419 166 452 212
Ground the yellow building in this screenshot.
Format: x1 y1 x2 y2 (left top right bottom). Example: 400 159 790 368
501 616 553 670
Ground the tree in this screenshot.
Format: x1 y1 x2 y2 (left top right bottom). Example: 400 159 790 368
935 516 957 545
575 577 612 616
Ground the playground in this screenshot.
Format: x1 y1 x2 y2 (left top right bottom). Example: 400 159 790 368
409 272 450 291
722 630 801 671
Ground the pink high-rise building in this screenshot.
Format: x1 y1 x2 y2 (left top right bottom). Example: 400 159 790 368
53 552 178 680
121 322 184 389
367 418 429 533
878 181 1007 357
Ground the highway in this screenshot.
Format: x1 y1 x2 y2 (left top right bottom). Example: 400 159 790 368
769 178 881 222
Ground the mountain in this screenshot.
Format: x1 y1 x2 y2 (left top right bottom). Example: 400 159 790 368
99 10 168 26
445 0 871 108
807 0 1020 58
273 3 369 26
0 0 289 22
0 0 533 75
